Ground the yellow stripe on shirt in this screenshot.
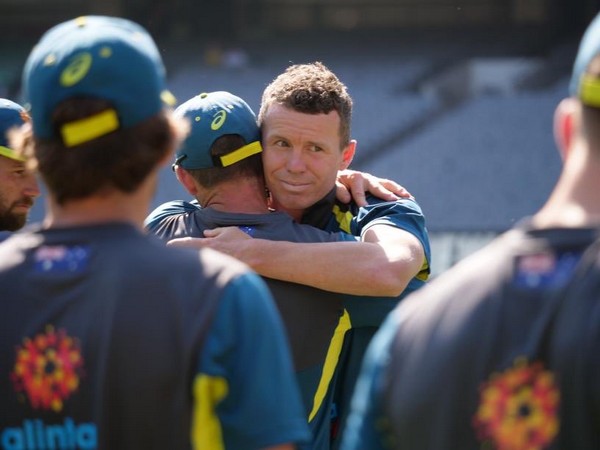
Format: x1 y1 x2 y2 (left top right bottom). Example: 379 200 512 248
191 374 228 450
332 205 353 234
308 309 352 422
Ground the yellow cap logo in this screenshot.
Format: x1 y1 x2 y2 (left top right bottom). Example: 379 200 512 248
60 52 92 87
211 109 227 130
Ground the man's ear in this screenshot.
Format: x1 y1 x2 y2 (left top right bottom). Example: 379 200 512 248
341 140 356 170
174 166 198 196
554 98 579 161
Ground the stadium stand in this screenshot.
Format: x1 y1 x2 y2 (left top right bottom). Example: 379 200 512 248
11 26 579 274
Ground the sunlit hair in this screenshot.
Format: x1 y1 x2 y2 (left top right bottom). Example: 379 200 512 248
15 97 187 205
258 61 353 148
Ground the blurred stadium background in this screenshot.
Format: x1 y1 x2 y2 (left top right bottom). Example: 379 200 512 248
1 0 597 276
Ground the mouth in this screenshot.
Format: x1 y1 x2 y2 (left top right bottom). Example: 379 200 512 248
280 180 311 191
11 198 34 211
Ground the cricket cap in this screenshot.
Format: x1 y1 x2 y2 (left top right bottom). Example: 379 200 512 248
22 15 175 147
173 91 261 169
0 99 30 161
570 13 600 107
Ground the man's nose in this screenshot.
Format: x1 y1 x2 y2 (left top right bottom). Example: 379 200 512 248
286 148 306 172
24 174 41 198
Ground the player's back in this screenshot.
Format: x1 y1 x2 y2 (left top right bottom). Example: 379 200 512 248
146 202 353 449
374 226 600 449
0 223 247 449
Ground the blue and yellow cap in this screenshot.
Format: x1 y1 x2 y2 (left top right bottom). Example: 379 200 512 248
173 91 262 169
570 13 600 107
0 99 29 161
22 15 176 147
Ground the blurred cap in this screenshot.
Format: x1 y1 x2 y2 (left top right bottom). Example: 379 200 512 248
173 91 261 169
0 98 29 161
22 15 176 147
570 13 600 107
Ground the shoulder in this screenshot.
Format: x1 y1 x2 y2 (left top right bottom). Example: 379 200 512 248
145 199 200 227
385 227 552 350
360 195 425 218
0 229 43 270
353 195 430 247
196 247 258 286
145 200 201 240
164 244 255 288
376 227 600 439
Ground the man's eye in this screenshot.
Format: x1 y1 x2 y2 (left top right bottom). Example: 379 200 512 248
274 140 289 147
309 145 322 152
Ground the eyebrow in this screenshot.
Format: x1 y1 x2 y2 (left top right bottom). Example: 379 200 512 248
267 133 329 150
9 161 26 170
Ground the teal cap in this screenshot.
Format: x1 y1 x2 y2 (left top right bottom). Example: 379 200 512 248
570 13 600 107
173 91 261 169
22 15 175 146
0 98 29 161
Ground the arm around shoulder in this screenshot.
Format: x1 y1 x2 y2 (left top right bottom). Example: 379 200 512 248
233 228 424 297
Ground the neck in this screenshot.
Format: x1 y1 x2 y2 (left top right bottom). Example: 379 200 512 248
269 197 303 222
43 174 157 231
200 178 270 214
533 143 600 228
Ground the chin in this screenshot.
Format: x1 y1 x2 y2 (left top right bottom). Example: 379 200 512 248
283 196 315 211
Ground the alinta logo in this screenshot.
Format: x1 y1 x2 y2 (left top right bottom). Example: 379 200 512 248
11 326 84 412
473 357 560 450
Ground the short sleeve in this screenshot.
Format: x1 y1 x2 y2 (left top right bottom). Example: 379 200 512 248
353 197 431 282
192 272 310 449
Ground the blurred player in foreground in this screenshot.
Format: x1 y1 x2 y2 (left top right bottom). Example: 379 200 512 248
342 12 600 450
0 15 308 450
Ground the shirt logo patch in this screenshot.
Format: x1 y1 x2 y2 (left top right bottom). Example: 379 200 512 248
514 251 580 289
34 245 90 273
473 358 560 450
11 326 85 412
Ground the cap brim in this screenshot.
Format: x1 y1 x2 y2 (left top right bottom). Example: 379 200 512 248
0 145 25 162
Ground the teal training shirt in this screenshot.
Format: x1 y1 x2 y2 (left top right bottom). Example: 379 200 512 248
342 225 600 450
0 223 310 449
145 200 358 450
299 188 431 447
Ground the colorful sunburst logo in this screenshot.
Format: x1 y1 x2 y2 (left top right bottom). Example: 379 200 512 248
473 358 560 450
11 326 84 412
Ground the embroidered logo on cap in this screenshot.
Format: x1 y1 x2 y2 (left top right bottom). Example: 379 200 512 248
60 53 92 87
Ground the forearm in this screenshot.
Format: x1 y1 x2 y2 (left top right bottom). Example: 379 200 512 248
239 239 420 297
